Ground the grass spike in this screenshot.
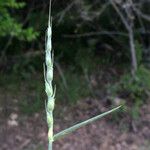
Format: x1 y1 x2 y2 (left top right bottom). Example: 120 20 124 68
45 0 54 149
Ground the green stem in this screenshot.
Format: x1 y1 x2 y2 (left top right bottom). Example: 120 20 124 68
48 142 52 150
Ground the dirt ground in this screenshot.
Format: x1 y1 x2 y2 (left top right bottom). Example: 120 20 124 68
0 94 150 150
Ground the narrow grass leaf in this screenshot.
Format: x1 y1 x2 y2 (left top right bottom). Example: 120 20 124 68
53 105 122 141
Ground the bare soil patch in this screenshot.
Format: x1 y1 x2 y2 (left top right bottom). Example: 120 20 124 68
0 95 150 150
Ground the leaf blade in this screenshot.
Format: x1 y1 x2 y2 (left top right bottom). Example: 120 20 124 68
53 105 122 141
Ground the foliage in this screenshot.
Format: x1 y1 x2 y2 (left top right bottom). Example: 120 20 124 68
135 41 143 66
109 66 150 118
19 84 44 115
0 72 44 115
120 66 150 98
1 0 150 74
0 0 38 41
56 70 91 103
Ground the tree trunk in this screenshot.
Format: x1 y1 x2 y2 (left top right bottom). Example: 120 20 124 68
128 27 137 76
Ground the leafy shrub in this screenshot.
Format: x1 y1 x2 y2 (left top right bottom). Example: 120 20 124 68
0 0 38 41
